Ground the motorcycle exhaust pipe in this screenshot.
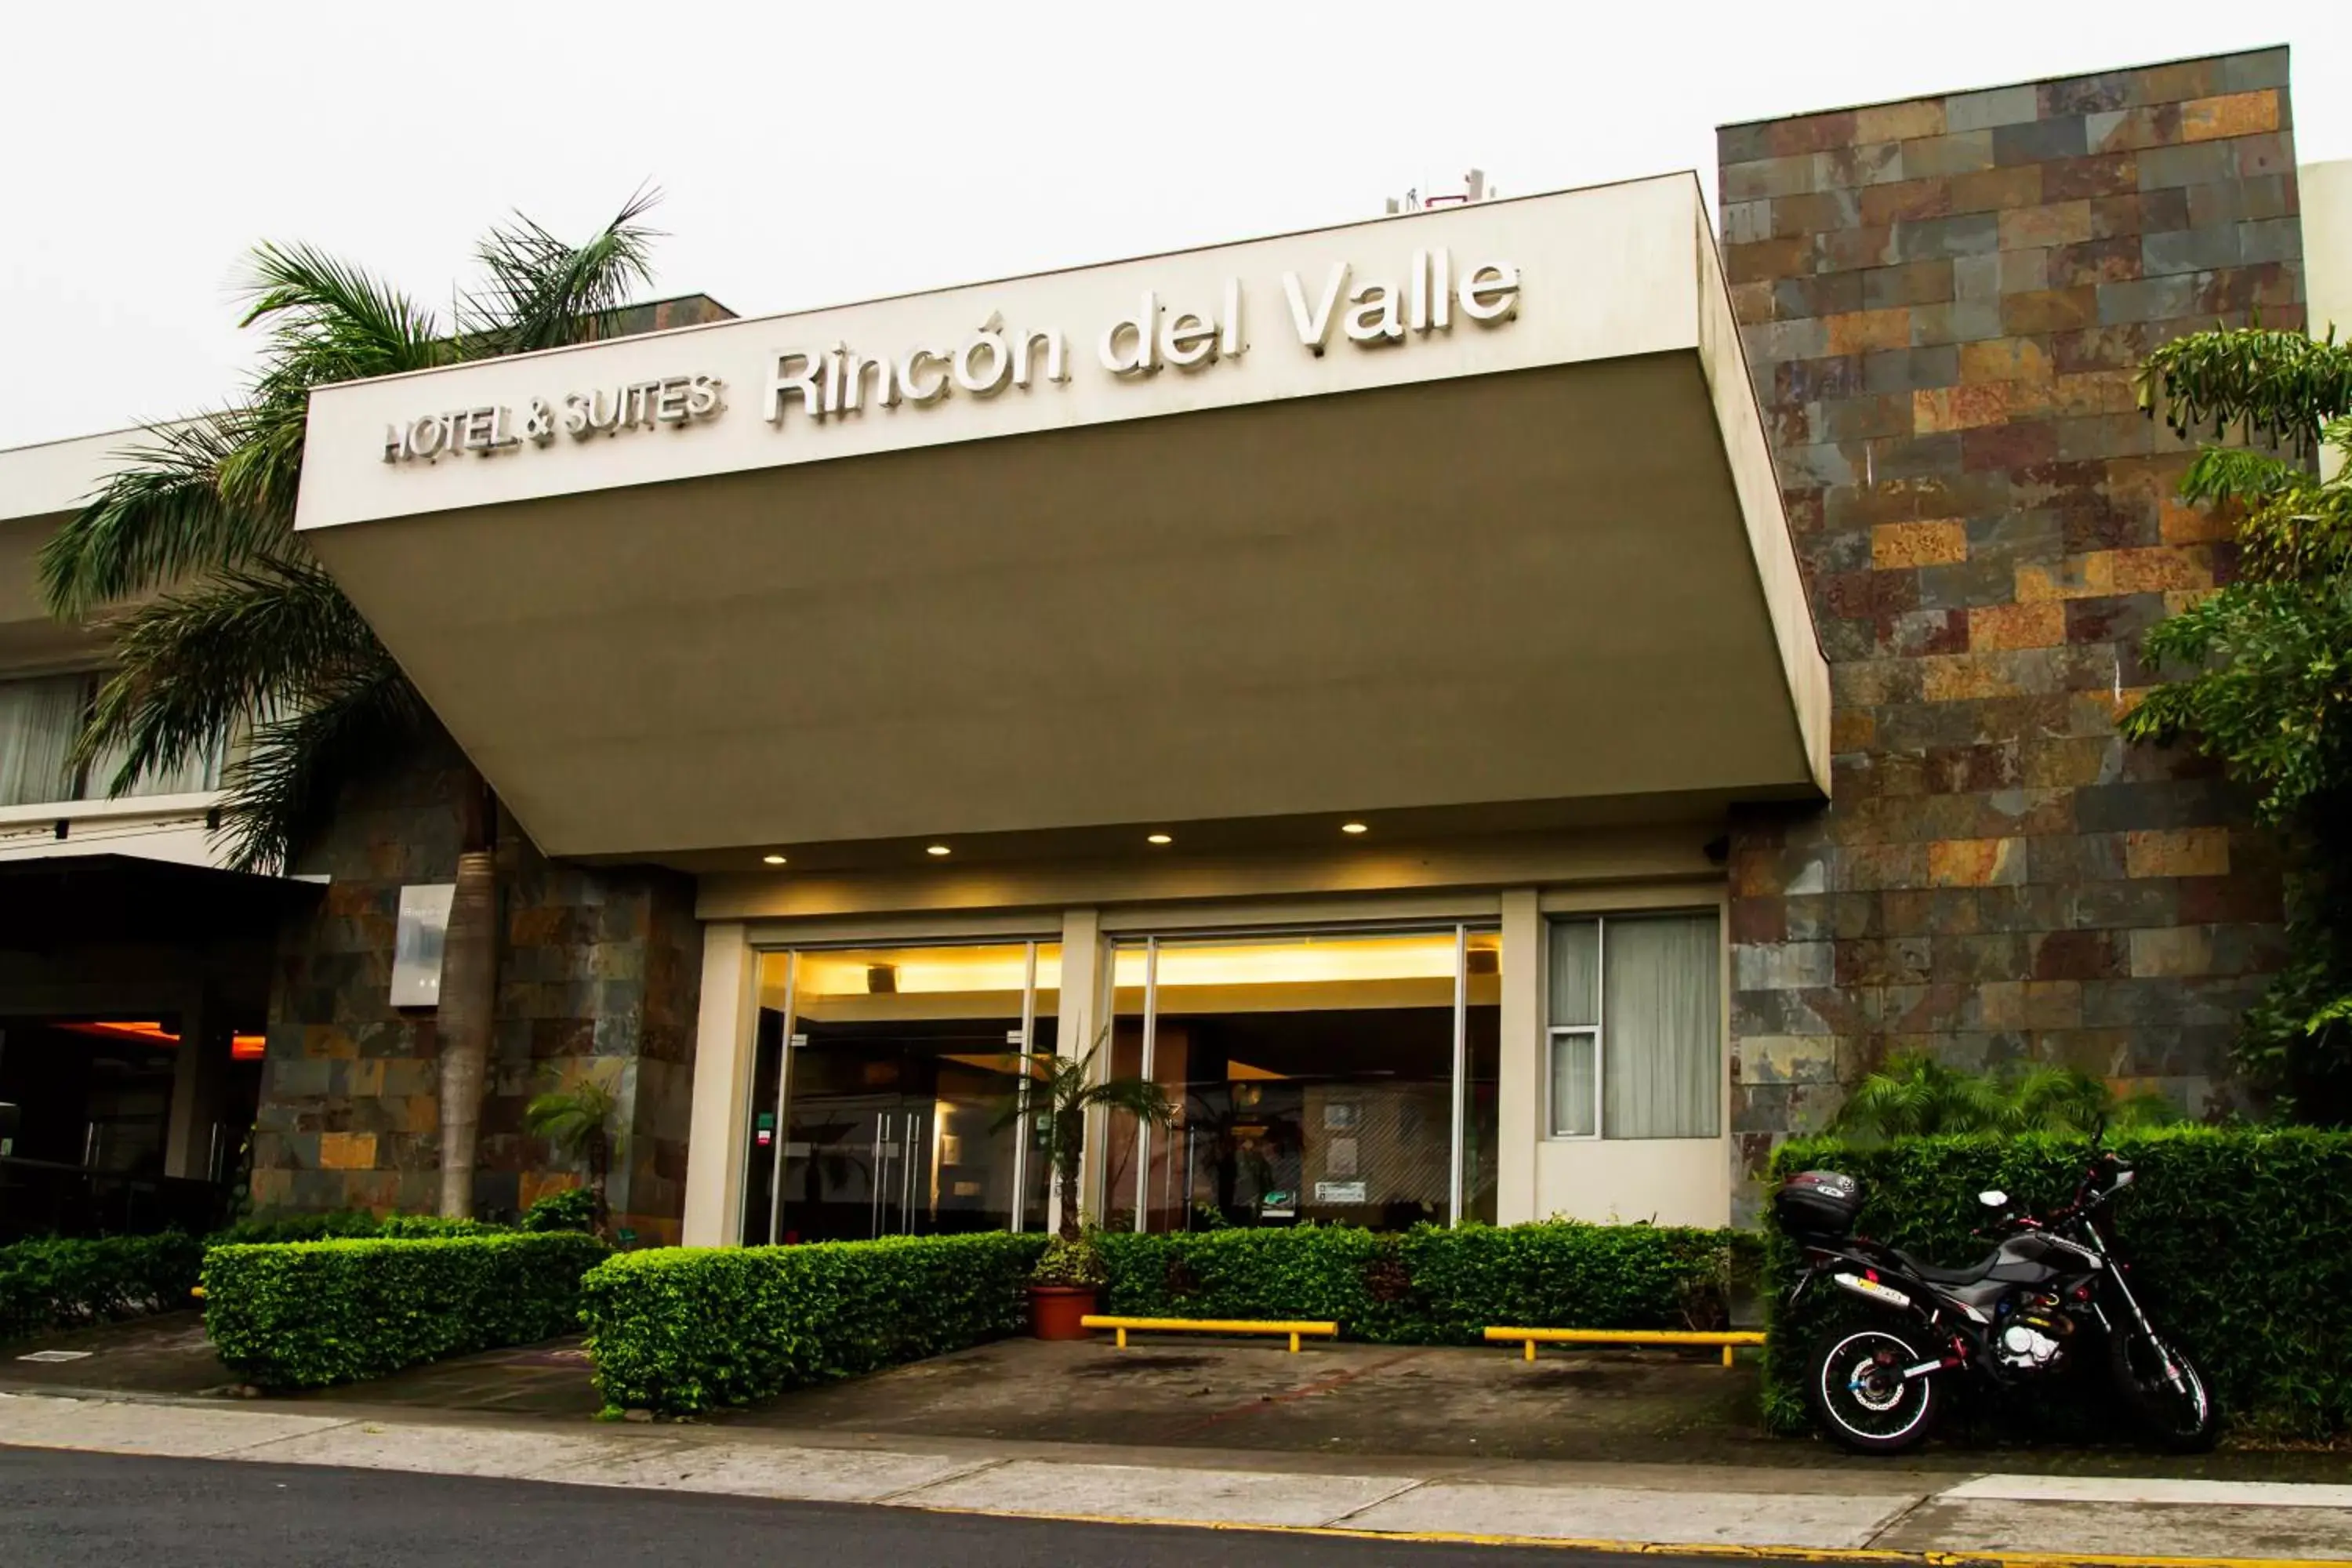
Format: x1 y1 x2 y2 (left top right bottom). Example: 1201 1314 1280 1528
1831 1271 1914 1310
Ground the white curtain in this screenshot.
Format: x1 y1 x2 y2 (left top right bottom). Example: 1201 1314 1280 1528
1602 913 1722 1140
0 674 89 807
80 727 226 800
1548 919 1599 1026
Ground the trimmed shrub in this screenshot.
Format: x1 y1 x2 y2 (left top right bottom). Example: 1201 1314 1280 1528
581 1233 1046 1416
205 1210 386 1246
1099 1221 1741 1345
520 1186 600 1233
203 1232 608 1389
204 1210 496 1245
0 1233 205 1344
1762 1128 2352 1439
375 1214 506 1239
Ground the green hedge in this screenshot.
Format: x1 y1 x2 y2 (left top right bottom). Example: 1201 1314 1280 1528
581 1224 1743 1417
1762 1128 2352 1439
0 1233 206 1344
580 1233 1046 1416
1100 1221 1746 1345
202 1232 609 1389
206 1210 507 1245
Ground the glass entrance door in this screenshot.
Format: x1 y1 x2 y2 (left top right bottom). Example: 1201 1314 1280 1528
1101 925 1501 1233
742 942 1058 1244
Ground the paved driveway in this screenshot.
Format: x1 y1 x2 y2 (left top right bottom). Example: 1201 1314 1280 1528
725 1336 1791 1466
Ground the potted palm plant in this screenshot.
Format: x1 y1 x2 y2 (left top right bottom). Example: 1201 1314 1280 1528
1000 1039 1174 1338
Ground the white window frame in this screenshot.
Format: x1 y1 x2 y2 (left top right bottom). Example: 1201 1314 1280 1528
1546 1025 1602 1142
1543 911 1722 1143
1545 915 1604 1142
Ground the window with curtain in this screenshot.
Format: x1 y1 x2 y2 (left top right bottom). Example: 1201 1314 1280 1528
0 672 227 808
0 673 89 807
80 723 227 800
1546 912 1722 1141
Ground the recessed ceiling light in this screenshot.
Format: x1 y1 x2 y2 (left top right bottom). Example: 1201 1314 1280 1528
762 854 787 866
1147 833 1173 845
1341 822 1370 835
926 844 953 857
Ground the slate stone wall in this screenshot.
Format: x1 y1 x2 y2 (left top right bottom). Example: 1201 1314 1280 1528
1717 49 2300 1209
247 724 702 1243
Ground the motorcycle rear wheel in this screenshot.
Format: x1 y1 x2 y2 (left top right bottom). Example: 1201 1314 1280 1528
2108 1329 2218 1454
1809 1324 1938 1454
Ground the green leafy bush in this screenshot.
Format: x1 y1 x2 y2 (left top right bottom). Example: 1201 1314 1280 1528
1098 1221 1740 1345
1762 1129 2352 1438
581 1233 1046 1416
205 1210 386 1246
375 1214 506 1239
205 1210 499 1245
203 1232 608 1389
0 1233 206 1344
1031 1233 1107 1287
520 1186 601 1233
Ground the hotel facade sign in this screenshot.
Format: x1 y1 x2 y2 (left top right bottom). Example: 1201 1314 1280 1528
378 249 1517 464
382 372 724 463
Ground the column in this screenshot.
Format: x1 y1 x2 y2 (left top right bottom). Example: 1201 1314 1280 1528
1053 907 1102 1236
1497 890 1541 1225
681 922 758 1246
162 986 226 1181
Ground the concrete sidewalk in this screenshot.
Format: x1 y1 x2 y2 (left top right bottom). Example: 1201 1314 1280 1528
5 1389 2350 1564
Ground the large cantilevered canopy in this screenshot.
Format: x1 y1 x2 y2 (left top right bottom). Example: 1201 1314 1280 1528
293 175 1825 869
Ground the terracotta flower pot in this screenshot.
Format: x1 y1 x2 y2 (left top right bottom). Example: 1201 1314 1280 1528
1029 1283 1099 1340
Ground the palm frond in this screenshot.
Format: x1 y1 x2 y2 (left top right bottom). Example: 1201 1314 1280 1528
212 664 424 873
1076 1073 1177 1125
75 554 392 797
459 187 662 356
2003 1065 2111 1134
524 1074 622 1162
239 240 448 401
225 242 449 529
37 412 281 618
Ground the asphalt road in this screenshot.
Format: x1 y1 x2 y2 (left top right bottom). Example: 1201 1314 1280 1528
0 1446 1726 1566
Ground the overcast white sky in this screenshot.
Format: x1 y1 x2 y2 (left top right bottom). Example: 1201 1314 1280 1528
3 2 2344 450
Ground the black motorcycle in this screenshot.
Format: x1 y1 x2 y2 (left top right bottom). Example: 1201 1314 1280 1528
1773 1152 2217 1454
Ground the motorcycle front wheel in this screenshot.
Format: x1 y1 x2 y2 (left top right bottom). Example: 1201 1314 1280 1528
1809 1324 1938 1454
2109 1328 2218 1453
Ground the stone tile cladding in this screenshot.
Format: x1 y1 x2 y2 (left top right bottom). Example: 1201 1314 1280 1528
247 726 702 1244
1717 49 2302 1212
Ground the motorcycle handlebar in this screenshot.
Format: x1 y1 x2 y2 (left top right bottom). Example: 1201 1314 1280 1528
1986 1155 2132 1234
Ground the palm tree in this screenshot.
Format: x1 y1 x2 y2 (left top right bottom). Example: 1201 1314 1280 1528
997 1038 1175 1240
38 193 662 1218
524 1069 623 1233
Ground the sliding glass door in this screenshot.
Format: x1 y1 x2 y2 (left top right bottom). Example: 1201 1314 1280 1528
1101 925 1499 1233
741 942 1059 1245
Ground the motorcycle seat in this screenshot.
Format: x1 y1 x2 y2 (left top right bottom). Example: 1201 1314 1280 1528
1890 1247 2000 1287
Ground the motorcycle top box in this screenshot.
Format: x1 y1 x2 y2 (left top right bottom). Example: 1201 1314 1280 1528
1773 1169 1862 1238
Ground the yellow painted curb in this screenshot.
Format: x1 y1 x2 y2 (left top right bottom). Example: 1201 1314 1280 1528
898 1499 2347 1568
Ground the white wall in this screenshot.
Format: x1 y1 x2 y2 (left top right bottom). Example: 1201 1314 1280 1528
0 793 223 866
2305 159 2352 481
1534 1138 1733 1228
